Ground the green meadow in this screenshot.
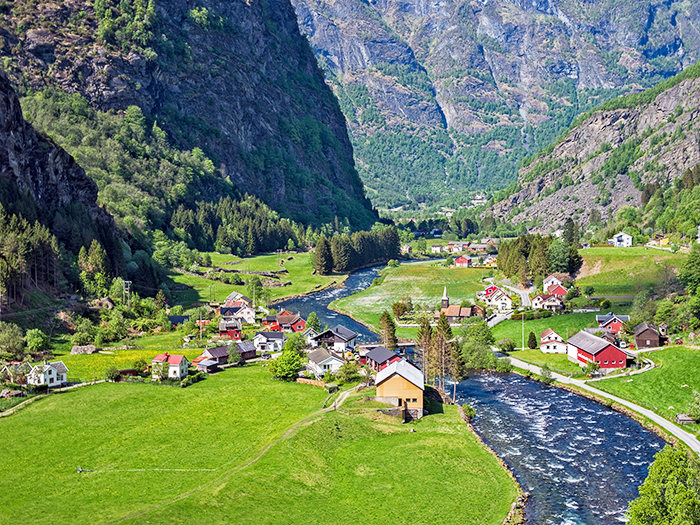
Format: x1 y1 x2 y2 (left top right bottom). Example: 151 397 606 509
0 365 516 525
576 246 686 297
331 262 489 338
167 252 345 307
506 348 587 377
492 312 603 347
593 346 700 435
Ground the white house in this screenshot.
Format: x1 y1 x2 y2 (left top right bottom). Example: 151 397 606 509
27 361 69 388
253 332 285 353
540 329 567 354
151 354 188 380
302 328 319 346
532 294 564 311
485 289 512 313
231 304 256 324
608 232 633 247
543 275 562 293
311 325 358 353
306 348 344 379
431 245 444 254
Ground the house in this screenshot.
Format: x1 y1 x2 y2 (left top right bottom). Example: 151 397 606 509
431 245 444 254
430 228 442 238
365 346 401 372
253 332 285 353
302 328 319 346
27 361 69 388
200 346 230 365
218 318 242 340
151 353 188 380
596 312 630 334
540 329 566 354
375 359 425 420
401 244 413 254
435 287 484 322
566 331 635 370
483 256 498 268
454 255 470 268
220 302 256 325
532 294 564 311
634 322 664 349
276 313 306 333
608 232 633 247
481 286 512 312
307 348 345 379
543 275 562 293
467 243 488 252
311 325 358 353
546 283 568 299
223 292 253 306
0 362 32 384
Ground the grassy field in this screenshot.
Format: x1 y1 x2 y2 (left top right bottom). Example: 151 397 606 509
576 246 686 297
0 365 517 525
168 252 344 307
331 262 489 338
492 312 605 346
593 346 700 435
505 348 587 377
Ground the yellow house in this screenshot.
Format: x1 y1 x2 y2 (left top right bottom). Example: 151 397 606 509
375 359 425 418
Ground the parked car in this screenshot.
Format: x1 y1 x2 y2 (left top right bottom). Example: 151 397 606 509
261 353 272 360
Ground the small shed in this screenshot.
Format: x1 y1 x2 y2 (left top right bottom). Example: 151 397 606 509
196 358 219 374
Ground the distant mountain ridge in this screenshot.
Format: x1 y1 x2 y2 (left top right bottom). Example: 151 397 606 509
292 0 700 209
0 0 376 228
488 62 700 232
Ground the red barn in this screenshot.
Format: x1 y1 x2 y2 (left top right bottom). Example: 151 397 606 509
454 256 470 268
567 331 635 369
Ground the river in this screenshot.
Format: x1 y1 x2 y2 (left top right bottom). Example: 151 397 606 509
279 264 664 523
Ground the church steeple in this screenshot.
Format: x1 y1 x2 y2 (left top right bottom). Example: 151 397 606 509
441 286 449 309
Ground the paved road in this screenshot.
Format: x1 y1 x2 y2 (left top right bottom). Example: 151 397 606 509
500 282 533 307
507 356 700 455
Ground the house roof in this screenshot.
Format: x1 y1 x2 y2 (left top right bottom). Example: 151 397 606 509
547 284 567 296
567 331 633 357
206 346 229 359
365 346 398 364
197 358 217 367
376 359 424 391
544 274 561 283
315 325 358 342
168 315 190 325
436 305 473 318
153 354 186 365
51 361 69 374
634 322 658 336
277 313 302 325
236 341 256 354
596 312 630 325
255 331 285 340
307 348 342 365
540 328 559 339
302 328 318 337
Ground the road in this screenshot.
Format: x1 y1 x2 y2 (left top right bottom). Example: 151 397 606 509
507 355 700 455
500 282 533 307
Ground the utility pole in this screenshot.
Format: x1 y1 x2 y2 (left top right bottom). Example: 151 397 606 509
521 311 524 350
123 281 132 308
199 310 202 342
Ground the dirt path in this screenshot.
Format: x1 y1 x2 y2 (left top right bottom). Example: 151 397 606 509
104 386 360 524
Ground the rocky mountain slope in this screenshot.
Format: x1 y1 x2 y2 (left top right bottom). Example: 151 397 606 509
489 63 700 232
0 0 376 228
292 0 700 209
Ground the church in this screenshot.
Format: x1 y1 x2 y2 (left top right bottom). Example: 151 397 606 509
433 287 483 323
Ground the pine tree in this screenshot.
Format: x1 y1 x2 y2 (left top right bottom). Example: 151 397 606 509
379 310 398 350
154 290 167 311
528 331 538 349
432 312 453 392
416 315 433 376
313 236 333 275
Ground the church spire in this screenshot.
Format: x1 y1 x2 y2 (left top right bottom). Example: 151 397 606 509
441 286 449 309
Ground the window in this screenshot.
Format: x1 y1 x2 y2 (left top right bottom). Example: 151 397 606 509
412 398 417 403
604 361 608 364
646 340 650 345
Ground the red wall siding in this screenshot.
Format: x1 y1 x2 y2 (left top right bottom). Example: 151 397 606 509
600 320 624 334
578 345 628 368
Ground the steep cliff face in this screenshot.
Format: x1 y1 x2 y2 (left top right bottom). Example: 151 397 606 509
0 0 375 227
292 0 700 209
489 65 700 231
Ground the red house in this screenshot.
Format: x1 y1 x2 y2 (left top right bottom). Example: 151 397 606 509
567 331 635 369
365 346 401 372
595 312 631 335
454 256 470 268
547 283 567 298
263 311 306 332
218 318 242 341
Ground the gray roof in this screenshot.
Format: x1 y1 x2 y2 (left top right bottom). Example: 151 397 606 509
329 325 358 341
236 341 256 354
197 359 217 367
567 331 614 356
51 361 69 374
255 331 285 340
376 359 424 391
634 322 658 336
365 346 397 364
596 312 630 325
307 348 342 365
206 346 229 359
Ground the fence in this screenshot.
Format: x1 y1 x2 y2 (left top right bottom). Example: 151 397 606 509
296 378 326 388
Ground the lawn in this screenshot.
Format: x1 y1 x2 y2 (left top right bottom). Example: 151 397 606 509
168 252 344 307
504 348 586 377
593 346 700 435
0 366 517 525
332 262 489 338
576 246 686 297
492 312 603 346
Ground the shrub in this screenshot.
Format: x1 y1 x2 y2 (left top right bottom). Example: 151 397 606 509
600 299 612 309
387 259 399 267
105 366 120 382
540 364 554 384
496 357 513 373
462 403 476 418
498 338 516 351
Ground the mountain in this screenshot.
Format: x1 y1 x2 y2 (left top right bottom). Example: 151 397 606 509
291 0 700 210
488 62 700 232
0 0 376 228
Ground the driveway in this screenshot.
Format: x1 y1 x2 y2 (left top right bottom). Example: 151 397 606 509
506 356 700 455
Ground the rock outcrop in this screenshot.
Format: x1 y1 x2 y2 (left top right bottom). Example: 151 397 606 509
0 0 375 227
489 68 700 232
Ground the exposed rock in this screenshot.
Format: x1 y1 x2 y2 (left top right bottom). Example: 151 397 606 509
70 345 98 355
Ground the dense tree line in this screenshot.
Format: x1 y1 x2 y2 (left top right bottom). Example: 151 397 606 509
498 229 582 287
312 226 400 275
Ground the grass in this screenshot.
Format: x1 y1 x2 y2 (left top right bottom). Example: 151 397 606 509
0 366 517 524
492 311 604 345
593 346 700 435
168 252 345 307
332 262 489 338
505 348 587 377
576 246 686 297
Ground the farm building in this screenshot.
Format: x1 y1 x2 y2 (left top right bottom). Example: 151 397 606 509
634 322 666 349
596 312 630 334
375 359 425 420
566 331 635 370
